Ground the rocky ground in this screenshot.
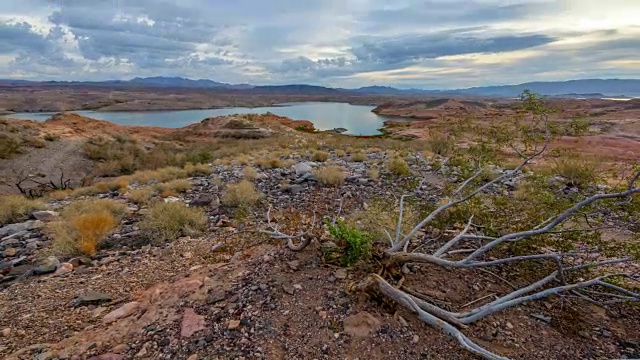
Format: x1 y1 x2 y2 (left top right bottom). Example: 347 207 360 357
1 149 639 360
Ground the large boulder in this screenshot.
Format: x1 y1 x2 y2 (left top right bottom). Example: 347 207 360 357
32 211 59 222
294 163 313 176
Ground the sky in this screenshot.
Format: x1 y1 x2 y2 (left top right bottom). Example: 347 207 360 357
0 0 639 89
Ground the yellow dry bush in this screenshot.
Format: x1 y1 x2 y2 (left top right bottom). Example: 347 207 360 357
222 180 263 207
243 166 259 181
256 157 284 169
47 189 72 200
128 187 153 205
349 151 368 162
0 195 46 225
184 162 213 177
154 179 191 198
368 168 380 181
335 149 346 157
313 166 345 187
312 150 329 162
386 157 411 177
139 202 207 243
51 199 125 256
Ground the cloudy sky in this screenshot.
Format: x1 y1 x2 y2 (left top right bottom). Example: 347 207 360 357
1 0 638 88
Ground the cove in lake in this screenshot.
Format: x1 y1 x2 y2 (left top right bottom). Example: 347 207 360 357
5 102 395 135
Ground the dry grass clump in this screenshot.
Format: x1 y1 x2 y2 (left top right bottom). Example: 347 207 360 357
312 150 329 162
386 156 411 177
334 149 346 157
349 151 368 162
184 162 212 177
139 202 207 243
50 199 126 256
47 189 72 200
0 133 23 159
94 178 130 193
128 187 153 205
0 195 47 225
368 168 380 181
243 166 259 181
221 180 263 207
553 157 598 188
154 179 191 198
236 155 251 165
130 166 188 184
256 157 285 169
313 166 345 187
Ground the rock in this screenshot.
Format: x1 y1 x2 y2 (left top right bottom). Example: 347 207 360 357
343 312 382 337
207 289 226 304
321 241 338 249
294 163 313 176
412 335 420 343
181 308 206 338
282 283 295 295
334 269 347 280
68 257 92 268
1 233 25 244
505 322 514 330
287 260 299 271
111 344 129 354
89 354 125 360
530 313 551 323
33 264 57 275
187 355 198 360
3 247 17 257
189 194 219 208
228 319 241 330
0 222 31 238
163 196 181 203
74 291 112 307
32 210 59 222
54 262 73 275
285 184 304 194
1 327 10 337
103 301 144 323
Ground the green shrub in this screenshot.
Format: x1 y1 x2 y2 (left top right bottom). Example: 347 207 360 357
139 202 207 243
221 180 262 207
327 220 373 266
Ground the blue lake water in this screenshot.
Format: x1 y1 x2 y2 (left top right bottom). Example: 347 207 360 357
4 102 394 135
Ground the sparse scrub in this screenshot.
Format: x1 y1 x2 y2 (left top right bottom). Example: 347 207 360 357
23 136 46 148
243 166 259 181
312 150 329 162
349 151 367 162
47 189 72 200
386 156 411 176
139 202 207 243
50 199 126 256
427 134 453 156
155 179 191 198
128 187 153 205
313 166 344 187
256 157 284 169
43 133 59 142
184 162 212 177
368 168 380 181
553 157 598 187
0 133 22 159
334 149 346 157
221 180 262 207
0 195 46 225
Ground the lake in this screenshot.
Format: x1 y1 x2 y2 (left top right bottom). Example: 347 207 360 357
3 102 394 135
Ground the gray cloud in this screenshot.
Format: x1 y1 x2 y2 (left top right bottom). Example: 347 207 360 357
0 0 637 87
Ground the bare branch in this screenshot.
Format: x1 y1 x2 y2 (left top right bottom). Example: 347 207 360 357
434 216 474 257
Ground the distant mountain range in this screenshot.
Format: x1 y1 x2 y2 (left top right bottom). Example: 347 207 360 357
1 77 638 97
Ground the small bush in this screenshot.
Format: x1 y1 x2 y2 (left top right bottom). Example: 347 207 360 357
327 220 373 266
23 136 46 148
313 166 344 187
128 187 153 205
386 157 411 177
43 133 60 142
222 180 262 207
553 158 598 187
48 189 72 200
51 199 125 256
139 202 207 243
243 166 259 181
185 162 212 177
94 178 129 193
0 133 22 159
335 149 346 157
349 151 367 162
368 168 380 181
0 195 46 225
312 151 329 162
155 179 191 198
256 157 285 169
427 134 452 156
